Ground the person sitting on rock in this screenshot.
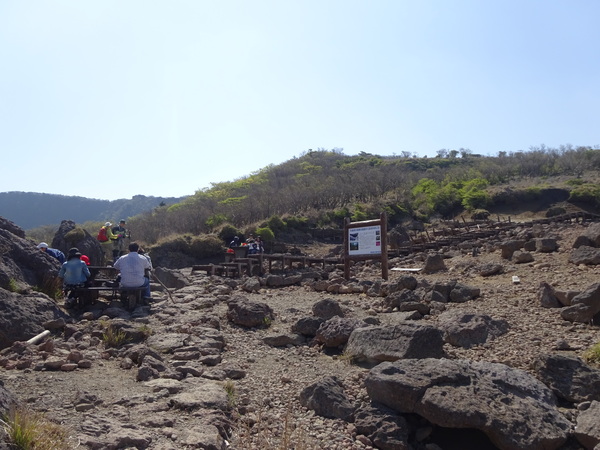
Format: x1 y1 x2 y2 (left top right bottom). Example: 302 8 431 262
113 242 152 301
37 242 66 264
58 248 91 308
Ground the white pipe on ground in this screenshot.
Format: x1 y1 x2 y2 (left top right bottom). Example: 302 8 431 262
26 329 51 345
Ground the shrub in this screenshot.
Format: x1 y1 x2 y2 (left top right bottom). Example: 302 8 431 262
189 234 225 259
569 184 600 207
255 227 275 242
217 224 242 244
283 215 309 230
266 215 286 233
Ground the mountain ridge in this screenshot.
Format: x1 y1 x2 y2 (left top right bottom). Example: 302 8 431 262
0 191 187 230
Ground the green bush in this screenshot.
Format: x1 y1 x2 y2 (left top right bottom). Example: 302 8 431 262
255 227 275 242
151 233 224 259
569 184 600 207
217 224 242 244
284 215 310 230
266 215 286 232
189 234 225 258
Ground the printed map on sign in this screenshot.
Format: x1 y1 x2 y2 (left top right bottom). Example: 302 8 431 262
348 225 382 256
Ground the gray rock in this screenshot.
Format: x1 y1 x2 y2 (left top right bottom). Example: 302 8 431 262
560 283 600 323
438 310 509 348
292 316 326 336
170 380 229 411
477 263 503 277
316 316 368 347
574 400 600 449
299 376 354 421
422 254 446 273
570 246 600 265
263 332 305 347
580 223 600 247
532 354 600 403
354 403 410 450
226 297 274 328
312 297 344 319
365 358 571 450
538 282 562 308
345 323 445 363
0 288 71 350
154 267 189 289
513 250 534 263
500 240 524 260
535 238 558 253
241 277 261 293
449 283 480 303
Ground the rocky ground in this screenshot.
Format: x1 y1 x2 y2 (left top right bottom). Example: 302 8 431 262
2 218 600 449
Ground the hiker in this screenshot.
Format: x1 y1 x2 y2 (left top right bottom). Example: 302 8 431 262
58 248 91 308
111 219 130 261
37 242 66 264
113 242 152 301
229 236 240 248
248 236 264 254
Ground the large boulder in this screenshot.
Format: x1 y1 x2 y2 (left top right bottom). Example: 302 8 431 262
0 288 70 350
299 376 354 421
560 283 600 323
312 298 344 319
437 310 509 348
574 400 600 449
153 267 189 290
345 323 445 363
531 354 600 403
226 297 274 328
51 219 105 266
0 218 61 291
577 223 600 247
365 358 571 450
499 240 524 260
569 246 600 266
315 316 368 348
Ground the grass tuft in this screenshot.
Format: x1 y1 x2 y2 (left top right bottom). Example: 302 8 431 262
1 406 73 450
102 325 130 348
223 379 237 408
583 341 600 367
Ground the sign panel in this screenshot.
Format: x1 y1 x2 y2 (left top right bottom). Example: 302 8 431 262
348 225 382 256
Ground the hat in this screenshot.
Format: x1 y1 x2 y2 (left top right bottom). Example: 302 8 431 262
105 222 112 227
80 255 90 265
37 242 48 249
119 219 126 223
68 247 80 255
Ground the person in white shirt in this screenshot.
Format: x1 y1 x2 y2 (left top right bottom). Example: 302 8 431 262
114 242 152 300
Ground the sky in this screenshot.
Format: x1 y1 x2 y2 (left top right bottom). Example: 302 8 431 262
1 1 599 201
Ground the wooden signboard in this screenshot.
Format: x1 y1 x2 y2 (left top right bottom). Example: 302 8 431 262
343 212 388 280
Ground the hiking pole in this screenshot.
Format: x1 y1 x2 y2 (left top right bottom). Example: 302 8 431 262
151 272 175 304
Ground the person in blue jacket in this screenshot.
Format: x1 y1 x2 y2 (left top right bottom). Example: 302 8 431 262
58 248 91 308
37 242 66 264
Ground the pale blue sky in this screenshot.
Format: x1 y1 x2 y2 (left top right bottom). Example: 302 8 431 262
1 1 598 201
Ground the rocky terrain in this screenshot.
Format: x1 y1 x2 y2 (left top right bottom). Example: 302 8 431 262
1 217 600 449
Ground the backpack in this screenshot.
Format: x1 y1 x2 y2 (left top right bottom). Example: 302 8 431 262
97 227 109 242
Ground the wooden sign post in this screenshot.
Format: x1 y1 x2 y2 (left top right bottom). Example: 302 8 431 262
343 211 388 280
